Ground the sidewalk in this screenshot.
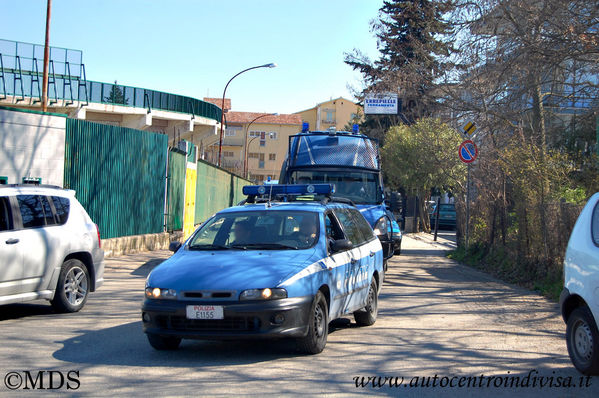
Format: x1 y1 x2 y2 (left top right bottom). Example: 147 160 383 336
406 231 457 251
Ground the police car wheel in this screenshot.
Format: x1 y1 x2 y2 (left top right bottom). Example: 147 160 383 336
354 279 378 326
566 306 599 375
297 291 328 354
147 333 181 351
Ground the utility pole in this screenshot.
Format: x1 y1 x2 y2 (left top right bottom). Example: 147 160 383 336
41 0 52 112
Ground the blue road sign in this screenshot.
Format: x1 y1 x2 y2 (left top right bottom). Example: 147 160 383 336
459 140 478 163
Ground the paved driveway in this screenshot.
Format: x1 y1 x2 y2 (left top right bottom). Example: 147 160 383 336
0 235 595 397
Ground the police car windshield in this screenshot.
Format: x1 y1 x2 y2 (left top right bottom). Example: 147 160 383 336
290 170 382 205
189 210 319 250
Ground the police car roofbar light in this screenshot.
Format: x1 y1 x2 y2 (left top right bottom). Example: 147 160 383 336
302 122 309 133
242 184 333 196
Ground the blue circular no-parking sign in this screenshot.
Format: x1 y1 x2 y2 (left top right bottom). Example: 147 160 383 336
459 140 478 163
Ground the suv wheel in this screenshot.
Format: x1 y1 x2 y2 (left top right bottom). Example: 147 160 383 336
394 239 402 255
51 259 90 313
566 306 599 375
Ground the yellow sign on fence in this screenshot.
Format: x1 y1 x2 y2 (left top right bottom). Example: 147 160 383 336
182 162 197 240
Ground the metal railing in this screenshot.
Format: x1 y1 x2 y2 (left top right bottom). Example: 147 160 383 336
0 39 221 122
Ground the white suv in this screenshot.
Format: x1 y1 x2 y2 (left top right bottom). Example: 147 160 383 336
560 192 599 375
0 185 104 312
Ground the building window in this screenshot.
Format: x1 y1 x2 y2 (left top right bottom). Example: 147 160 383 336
225 126 241 136
259 161 265 169
326 111 334 122
260 140 266 147
269 132 278 140
249 131 265 138
223 151 234 158
269 153 276 161
249 152 260 159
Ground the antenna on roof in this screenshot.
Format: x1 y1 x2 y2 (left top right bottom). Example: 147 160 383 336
267 180 274 208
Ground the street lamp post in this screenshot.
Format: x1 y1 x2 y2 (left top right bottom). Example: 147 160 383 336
243 113 278 178
245 136 260 181
217 63 277 167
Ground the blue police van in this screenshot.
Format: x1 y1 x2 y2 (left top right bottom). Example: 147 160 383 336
142 184 384 354
278 126 395 263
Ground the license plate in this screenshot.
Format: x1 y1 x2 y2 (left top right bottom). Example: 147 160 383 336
186 305 224 320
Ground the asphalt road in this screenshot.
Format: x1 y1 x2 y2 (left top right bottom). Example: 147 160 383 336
0 234 596 397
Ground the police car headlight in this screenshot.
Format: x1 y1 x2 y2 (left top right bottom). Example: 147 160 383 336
240 288 287 300
373 216 388 236
145 287 178 299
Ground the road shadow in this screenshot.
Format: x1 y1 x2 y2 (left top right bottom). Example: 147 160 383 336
131 258 166 277
53 319 354 367
0 302 56 321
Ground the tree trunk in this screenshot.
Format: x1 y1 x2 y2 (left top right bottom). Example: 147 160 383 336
418 194 431 233
531 75 550 260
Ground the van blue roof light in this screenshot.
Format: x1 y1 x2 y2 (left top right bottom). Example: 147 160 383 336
243 184 333 196
352 124 359 133
302 122 309 133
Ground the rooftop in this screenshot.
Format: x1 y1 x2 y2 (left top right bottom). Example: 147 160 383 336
203 97 232 112
226 111 302 125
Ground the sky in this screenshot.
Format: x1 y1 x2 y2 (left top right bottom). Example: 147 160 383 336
0 0 382 114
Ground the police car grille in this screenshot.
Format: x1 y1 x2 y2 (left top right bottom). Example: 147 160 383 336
159 315 261 331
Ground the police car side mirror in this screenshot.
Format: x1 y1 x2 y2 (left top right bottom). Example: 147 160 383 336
169 241 182 252
331 239 352 252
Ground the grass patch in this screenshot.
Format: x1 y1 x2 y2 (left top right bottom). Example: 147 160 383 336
447 245 563 302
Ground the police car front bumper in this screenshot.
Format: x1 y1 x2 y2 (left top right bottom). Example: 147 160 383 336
142 296 313 340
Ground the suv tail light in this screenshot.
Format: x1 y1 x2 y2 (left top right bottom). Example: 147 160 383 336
95 224 102 248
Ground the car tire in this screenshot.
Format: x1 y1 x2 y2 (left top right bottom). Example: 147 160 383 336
566 306 599 375
297 291 328 354
354 278 378 326
51 259 90 313
147 334 182 350
394 239 402 255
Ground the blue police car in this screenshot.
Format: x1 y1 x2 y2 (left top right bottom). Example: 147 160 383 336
142 184 384 354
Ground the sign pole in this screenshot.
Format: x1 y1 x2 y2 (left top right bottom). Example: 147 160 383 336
458 121 478 250
466 163 470 250
433 197 440 241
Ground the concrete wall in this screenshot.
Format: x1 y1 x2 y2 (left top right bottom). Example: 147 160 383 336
0 107 67 186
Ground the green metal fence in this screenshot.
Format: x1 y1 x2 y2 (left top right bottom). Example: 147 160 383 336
64 119 168 239
166 149 186 231
195 159 250 224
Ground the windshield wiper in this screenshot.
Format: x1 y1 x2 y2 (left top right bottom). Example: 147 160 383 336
188 244 230 251
232 243 300 250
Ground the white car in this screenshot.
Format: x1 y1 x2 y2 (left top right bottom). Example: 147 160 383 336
0 184 104 312
560 192 599 375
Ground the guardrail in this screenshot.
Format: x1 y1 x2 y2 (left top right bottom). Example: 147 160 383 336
0 38 221 122
0 68 222 122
